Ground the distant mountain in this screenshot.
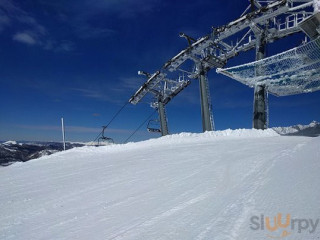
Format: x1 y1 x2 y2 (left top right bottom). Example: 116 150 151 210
0 141 85 166
272 121 320 137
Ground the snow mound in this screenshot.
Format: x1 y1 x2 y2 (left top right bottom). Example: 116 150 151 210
132 128 278 146
166 128 279 138
78 128 279 154
85 141 114 146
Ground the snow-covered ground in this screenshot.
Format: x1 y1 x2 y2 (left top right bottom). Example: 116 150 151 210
0 129 319 239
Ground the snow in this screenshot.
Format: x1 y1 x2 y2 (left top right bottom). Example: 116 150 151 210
0 129 319 239
2 141 18 146
85 141 114 146
216 37 320 96
315 0 320 12
273 121 320 136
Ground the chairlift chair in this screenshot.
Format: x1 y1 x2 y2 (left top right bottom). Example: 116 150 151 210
147 119 161 133
98 126 114 145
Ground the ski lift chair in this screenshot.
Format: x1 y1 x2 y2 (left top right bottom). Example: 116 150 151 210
147 119 161 133
98 126 114 145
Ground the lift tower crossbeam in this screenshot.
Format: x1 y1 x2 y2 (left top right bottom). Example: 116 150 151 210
129 71 190 136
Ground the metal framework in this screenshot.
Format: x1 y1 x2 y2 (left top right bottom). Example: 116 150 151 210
217 36 320 95
129 72 190 136
129 0 320 133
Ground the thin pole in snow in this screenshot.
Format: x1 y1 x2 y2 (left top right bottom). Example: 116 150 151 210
61 118 66 151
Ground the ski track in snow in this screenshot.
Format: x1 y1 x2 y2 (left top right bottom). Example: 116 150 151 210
195 141 304 240
0 130 319 240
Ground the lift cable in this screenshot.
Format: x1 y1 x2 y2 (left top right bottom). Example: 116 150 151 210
123 109 157 144
93 101 130 143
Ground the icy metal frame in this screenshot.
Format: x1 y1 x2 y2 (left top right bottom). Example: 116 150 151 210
162 0 314 74
129 72 190 136
129 73 190 106
129 0 319 132
217 37 320 96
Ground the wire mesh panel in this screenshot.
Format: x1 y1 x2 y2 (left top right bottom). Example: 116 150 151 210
217 37 320 96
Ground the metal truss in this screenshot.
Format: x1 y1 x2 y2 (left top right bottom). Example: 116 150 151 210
164 0 314 74
129 71 190 136
128 0 319 133
129 72 190 106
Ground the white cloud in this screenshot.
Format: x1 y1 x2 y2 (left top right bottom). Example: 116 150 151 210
16 15 47 35
55 40 75 52
13 32 37 45
16 124 134 134
75 25 115 39
0 0 45 33
1 1 73 52
112 77 144 93
83 0 159 16
71 88 117 103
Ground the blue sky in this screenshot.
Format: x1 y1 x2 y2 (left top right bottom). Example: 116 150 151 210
0 0 319 143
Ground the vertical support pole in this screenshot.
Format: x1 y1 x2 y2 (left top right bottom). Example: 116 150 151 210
61 117 66 151
253 85 268 129
314 0 320 13
158 101 169 136
199 69 214 132
253 35 268 130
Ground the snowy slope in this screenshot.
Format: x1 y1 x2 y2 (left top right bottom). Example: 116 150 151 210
0 129 319 240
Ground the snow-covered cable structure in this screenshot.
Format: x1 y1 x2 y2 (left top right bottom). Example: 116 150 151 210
217 37 320 96
129 0 319 132
314 0 320 13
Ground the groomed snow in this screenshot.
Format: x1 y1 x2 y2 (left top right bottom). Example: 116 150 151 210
0 129 319 239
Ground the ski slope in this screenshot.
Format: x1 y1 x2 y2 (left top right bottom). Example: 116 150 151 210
0 129 319 239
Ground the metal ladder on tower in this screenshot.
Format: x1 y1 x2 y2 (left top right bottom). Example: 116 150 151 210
204 75 215 131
